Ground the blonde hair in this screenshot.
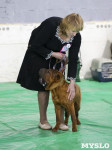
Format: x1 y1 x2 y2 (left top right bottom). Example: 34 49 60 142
59 13 84 36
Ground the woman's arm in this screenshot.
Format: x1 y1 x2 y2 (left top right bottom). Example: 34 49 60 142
67 33 81 100
51 52 65 60
67 33 81 81
67 80 75 100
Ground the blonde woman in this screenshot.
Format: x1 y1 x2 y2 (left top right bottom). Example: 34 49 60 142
17 13 83 130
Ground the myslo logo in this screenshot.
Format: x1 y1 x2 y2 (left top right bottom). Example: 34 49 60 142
81 143 110 149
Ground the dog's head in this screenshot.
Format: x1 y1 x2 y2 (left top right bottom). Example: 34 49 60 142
39 68 64 90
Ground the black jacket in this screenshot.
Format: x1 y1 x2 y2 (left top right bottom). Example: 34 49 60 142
28 17 81 80
17 17 81 91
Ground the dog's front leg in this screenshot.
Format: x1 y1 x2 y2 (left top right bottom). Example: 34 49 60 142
70 104 77 132
52 104 61 132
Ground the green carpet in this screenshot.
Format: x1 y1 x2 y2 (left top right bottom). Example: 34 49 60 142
0 80 112 150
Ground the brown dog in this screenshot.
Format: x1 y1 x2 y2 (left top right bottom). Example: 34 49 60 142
39 68 81 132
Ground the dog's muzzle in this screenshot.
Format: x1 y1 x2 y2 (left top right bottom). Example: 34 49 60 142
39 78 47 87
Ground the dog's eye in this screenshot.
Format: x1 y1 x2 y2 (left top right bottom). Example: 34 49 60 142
54 74 60 80
56 74 60 80
47 70 50 73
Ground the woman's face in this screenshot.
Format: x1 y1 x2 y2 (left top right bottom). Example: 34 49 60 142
66 29 77 38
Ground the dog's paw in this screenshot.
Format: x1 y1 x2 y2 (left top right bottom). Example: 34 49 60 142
64 122 68 126
64 121 68 125
77 119 81 125
52 127 58 132
77 121 81 125
72 128 77 132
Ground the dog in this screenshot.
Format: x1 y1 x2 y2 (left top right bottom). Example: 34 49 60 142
39 68 81 132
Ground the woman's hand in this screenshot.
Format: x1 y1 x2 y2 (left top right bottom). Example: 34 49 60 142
52 52 65 60
67 80 75 100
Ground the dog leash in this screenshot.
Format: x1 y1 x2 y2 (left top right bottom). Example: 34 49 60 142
59 55 68 73
49 55 68 73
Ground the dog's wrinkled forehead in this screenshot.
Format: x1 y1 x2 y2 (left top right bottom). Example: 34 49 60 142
39 68 64 90
52 70 61 77
39 68 62 79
